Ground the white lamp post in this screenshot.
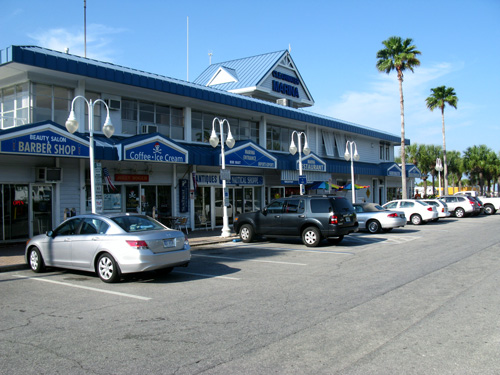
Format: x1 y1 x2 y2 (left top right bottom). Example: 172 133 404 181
435 158 443 197
65 96 114 214
289 131 310 195
209 117 235 237
344 140 360 203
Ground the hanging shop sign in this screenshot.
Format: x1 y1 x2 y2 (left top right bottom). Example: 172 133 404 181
0 125 89 157
179 179 189 213
223 143 277 169
122 136 188 164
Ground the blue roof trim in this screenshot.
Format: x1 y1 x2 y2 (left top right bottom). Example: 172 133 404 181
1 45 406 144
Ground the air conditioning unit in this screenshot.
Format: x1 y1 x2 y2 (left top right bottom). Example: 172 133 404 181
36 167 63 183
104 99 121 111
141 124 158 134
276 98 288 106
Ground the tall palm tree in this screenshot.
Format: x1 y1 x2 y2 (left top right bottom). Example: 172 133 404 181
425 86 458 196
376 36 421 199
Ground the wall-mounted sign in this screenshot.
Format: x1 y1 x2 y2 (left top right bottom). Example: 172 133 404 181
115 174 149 182
0 127 88 157
224 143 277 169
195 174 263 186
122 136 188 164
297 154 326 172
271 70 300 98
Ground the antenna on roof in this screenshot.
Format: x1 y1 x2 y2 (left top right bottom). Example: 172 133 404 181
186 16 189 81
208 51 213 65
288 44 291 53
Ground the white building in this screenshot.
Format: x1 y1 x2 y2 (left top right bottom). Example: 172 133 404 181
0 46 419 242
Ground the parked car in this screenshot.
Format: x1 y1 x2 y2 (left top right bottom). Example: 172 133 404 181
439 195 480 218
353 203 406 233
382 199 438 225
422 199 451 220
25 213 191 283
233 195 358 247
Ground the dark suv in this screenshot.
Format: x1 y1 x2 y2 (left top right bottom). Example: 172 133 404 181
233 195 358 247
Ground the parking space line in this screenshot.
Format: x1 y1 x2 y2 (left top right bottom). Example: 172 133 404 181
13 275 151 301
173 270 240 280
193 254 307 266
213 242 353 254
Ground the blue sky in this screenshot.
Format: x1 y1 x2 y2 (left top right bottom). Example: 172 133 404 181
1 0 499 155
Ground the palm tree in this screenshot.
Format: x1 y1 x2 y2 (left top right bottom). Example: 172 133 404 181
446 150 463 193
417 144 435 197
463 145 493 195
425 86 458 197
376 36 421 199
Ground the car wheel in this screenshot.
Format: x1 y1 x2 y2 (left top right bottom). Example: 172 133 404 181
410 214 422 225
28 247 45 273
484 204 496 215
97 253 121 283
367 220 381 234
302 226 322 247
327 235 344 245
240 224 254 243
455 207 465 218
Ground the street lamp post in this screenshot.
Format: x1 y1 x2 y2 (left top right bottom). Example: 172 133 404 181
209 117 235 238
344 140 360 203
435 158 443 197
65 96 114 214
289 131 310 195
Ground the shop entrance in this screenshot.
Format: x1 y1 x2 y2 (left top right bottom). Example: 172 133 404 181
1 184 30 241
31 184 53 236
214 186 261 227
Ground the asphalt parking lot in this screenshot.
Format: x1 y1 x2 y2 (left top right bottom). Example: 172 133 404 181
2 214 500 374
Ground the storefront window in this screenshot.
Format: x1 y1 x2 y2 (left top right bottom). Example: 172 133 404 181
1 184 29 240
194 187 211 229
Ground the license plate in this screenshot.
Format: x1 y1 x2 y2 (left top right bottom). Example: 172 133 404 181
345 216 351 223
163 239 175 248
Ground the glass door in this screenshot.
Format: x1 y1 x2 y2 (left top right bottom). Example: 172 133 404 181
32 184 52 236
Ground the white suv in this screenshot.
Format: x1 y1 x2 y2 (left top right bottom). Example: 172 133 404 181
383 199 438 225
439 195 479 218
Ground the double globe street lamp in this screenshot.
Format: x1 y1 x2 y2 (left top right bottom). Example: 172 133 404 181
65 96 115 214
289 131 310 195
344 140 360 203
209 117 235 237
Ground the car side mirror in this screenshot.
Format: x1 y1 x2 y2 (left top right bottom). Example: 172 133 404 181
46 230 55 238
262 207 268 215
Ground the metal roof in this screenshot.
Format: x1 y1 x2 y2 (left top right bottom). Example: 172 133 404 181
0 45 407 144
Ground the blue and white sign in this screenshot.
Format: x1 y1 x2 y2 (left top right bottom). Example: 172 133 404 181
123 136 188 164
195 174 263 186
297 154 326 172
224 143 277 169
0 125 89 157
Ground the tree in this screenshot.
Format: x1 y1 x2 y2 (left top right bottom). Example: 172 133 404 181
463 145 493 195
425 86 458 197
446 150 463 193
417 144 436 197
376 36 421 199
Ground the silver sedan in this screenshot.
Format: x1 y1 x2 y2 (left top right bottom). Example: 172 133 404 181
353 203 406 233
25 213 191 283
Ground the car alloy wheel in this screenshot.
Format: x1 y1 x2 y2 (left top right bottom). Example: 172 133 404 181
240 224 254 243
411 214 422 225
302 226 321 247
29 248 45 273
367 220 381 234
455 208 465 218
97 253 121 283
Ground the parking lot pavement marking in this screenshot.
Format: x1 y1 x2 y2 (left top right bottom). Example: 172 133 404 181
210 242 354 254
192 254 307 266
13 275 151 301
173 270 240 280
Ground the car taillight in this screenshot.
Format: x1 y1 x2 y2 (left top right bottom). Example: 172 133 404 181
427 207 433 211
126 240 149 249
330 215 338 224
387 213 398 218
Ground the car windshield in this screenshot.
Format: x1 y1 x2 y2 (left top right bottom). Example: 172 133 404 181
111 215 165 233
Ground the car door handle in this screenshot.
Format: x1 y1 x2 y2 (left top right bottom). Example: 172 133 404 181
91 237 100 241
298 215 305 218
274 215 281 218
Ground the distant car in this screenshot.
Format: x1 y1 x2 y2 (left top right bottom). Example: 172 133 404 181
25 213 191 283
382 199 438 225
422 199 451 220
439 195 479 218
353 203 406 233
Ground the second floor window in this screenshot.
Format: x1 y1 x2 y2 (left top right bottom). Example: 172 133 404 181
1 83 29 129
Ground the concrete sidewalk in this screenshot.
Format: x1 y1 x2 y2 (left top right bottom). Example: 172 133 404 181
0 229 238 272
